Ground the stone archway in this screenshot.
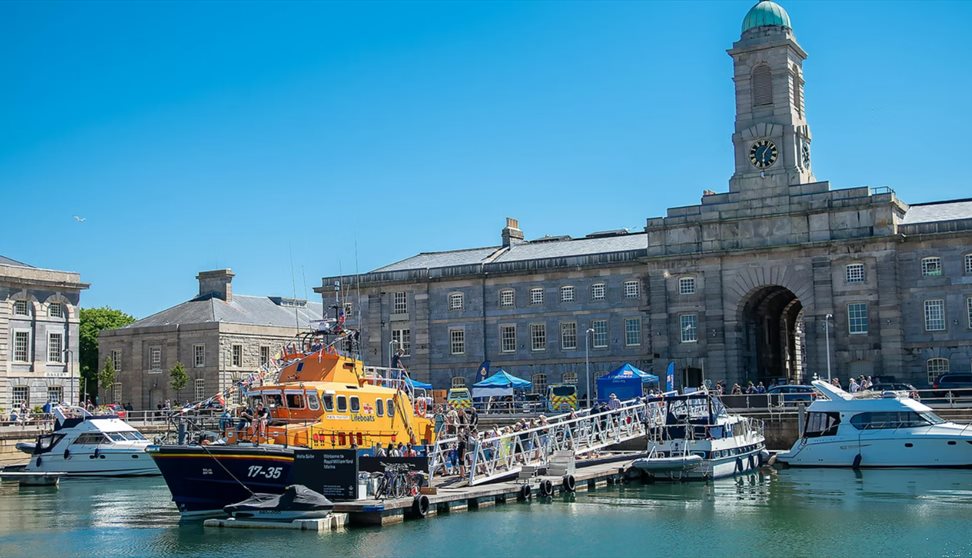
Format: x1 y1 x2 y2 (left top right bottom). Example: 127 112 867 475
739 285 806 384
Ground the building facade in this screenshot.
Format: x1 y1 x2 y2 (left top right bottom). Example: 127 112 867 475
320 1 972 396
1 256 88 410
99 269 323 409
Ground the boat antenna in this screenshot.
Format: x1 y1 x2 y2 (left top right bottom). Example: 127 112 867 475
289 243 300 331
354 237 362 360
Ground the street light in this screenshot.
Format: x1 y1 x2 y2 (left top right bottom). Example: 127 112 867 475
63 349 74 405
824 313 833 381
585 328 595 407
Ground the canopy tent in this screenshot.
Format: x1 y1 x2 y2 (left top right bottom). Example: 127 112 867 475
405 377 432 390
596 363 659 402
472 369 532 398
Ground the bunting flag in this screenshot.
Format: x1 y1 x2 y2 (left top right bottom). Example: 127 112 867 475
666 361 676 392
476 360 490 382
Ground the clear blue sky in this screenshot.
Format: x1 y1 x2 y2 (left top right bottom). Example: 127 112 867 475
2 1 970 319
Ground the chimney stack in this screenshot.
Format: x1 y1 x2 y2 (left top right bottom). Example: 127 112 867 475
501 217 525 247
197 269 235 302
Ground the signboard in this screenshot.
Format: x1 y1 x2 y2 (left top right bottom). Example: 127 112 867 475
291 449 358 501
358 456 429 475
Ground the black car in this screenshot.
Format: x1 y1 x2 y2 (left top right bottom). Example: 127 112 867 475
766 384 815 405
931 373 972 399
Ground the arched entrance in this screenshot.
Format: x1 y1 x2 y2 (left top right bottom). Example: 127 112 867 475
740 286 805 384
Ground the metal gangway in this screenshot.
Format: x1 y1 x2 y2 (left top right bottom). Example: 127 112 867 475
429 397 667 486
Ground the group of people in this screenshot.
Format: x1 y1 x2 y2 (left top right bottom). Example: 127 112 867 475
838 375 874 393
374 442 419 458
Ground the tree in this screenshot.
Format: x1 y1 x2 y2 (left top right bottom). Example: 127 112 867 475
170 361 189 401
80 307 135 401
98 357 117 402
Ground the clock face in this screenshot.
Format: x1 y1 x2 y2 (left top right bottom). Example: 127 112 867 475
749 139 778 169
801 142 811 168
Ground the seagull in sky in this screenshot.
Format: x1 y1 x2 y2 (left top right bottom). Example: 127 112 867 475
73 216 86 223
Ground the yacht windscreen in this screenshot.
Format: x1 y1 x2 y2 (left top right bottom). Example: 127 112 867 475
107 432 126 442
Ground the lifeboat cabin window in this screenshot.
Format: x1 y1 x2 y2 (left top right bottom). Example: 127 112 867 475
286 393 305 409
376 399 384 417
307 393 320 411
265 393 283 408
387 399 395 417
322 395 334 412
350 396 360 413
803 412 841 438
850 411 940 430
337 395 348 412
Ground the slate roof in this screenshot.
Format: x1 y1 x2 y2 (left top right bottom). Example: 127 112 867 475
0 255 33 268
125 294 324 329
370 233 647 272
901 199 972 225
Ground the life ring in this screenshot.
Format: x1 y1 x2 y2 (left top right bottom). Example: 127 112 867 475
519 484 532 500
415 399 427 417
539 479 554 497
562 475 576 493
411 495 430 518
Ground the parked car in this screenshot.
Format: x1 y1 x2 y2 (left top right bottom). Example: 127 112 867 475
104 404 128 419
869 383 920 399
766 384 815 405
931 373 972 400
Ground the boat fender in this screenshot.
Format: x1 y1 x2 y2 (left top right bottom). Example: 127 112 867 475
767 453 778 467
94 448 100 458
852 454 863 469
562 475 576 493
539 479 554 497
519 484 532 500
35 456 42 467
63 448 71 460
748 455 756 471
758 450 770 466
735 457 743 473
412 495 430 518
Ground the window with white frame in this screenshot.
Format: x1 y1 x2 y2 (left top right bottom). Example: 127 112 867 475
678 277 696 295
14 300 29 316
680 314 698 343
232 344 243 367
921 257 942 277
500 325 516 353
592 319 607 348
968 297 972 329
500 289 515 308
13 331 30 362
532 373 547 395
393 292 407 314
624 318 641 346
449 292 464 310
193 344 205 368
847 303 868 334
591 283 605 301
927 358 949 385
561 322 577 350
624 281 640 298
112 382 122 404
846 263 865 284
924 299 945 331
451 376 466 388
531 323 546 351
966 254 972 274
531 288 544 305
48 332 63 362
562 372 578 385
392 328 411 356
561 286 574 303
194 378 206 401
12 386 29 407
111 349 122 372
260 346 270 366
48 303 63 318
450 329 465 355
47 386 63 404
150 346 162 370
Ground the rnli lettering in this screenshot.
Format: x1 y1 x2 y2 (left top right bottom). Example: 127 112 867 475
351 414 375 422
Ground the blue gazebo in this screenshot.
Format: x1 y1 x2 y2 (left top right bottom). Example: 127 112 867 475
596 363 659 402
472 369 532 398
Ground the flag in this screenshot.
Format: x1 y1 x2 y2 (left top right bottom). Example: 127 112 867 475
666 362 675 392
215 393 225 406
338 307 346 325
476 360 490 382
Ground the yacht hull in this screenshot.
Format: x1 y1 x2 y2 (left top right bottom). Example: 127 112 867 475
778 431 972 468
24 448 159 477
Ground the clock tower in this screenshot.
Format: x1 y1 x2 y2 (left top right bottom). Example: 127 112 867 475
728 1 814 192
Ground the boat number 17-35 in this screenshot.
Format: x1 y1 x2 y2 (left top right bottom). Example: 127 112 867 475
246 465 283 479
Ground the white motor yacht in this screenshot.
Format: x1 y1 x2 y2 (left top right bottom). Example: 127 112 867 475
777 380 972 468
12 406 159 477
632 391 768 480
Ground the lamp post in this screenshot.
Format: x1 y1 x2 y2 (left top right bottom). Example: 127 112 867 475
63 349 74 405
585 328 595 407
824 313 833 381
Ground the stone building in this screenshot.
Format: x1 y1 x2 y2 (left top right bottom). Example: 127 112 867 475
1 255 88 410
319 1 972 396
100 269 323 409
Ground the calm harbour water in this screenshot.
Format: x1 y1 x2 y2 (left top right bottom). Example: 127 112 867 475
1 468 971 558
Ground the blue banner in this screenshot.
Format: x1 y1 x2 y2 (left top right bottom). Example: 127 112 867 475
665 362 675 392
476 360 490 382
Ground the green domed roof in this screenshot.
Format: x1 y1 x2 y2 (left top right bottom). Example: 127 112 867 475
741 1 791 33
